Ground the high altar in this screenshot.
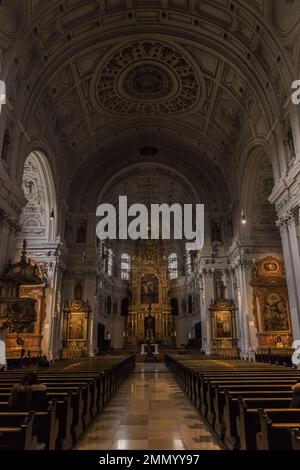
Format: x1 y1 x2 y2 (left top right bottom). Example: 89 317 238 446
125 239 173 346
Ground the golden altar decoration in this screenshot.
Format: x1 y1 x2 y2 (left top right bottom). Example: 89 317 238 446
0 240 47 357
126 240 173 346
62 299 91 358
209 298 239 358
251 256 293 351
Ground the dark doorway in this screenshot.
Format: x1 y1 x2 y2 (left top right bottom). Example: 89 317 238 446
170 298 179 316
194 322 202 350
121 298 129 316
97 323 105 350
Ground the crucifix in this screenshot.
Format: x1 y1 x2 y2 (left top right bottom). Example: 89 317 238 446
145 294 154 342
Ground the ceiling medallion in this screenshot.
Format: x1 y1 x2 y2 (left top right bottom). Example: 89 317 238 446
93 40 202 115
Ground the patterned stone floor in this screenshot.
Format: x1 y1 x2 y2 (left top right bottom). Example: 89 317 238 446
75 363 221 450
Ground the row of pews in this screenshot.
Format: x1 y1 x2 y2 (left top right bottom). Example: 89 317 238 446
165 355 300 450
0 355 135 450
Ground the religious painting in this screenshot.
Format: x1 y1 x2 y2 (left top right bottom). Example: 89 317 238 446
216 312 232 338
62 300 91 358
263 292 289 331
251 256 293 350
68 317 84 340
209 298 238 357
140 273 159 304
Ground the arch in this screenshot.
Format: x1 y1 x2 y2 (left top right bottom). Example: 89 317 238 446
239 145 279 242
19 150 57 244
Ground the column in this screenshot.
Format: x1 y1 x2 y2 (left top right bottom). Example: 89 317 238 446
111 316 125 349
0 214 11 272
201 269 215 354
42 245 64 360
277 210 300 341
235 261 257 359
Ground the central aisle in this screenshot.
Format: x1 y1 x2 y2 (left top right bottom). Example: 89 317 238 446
76 363 221 450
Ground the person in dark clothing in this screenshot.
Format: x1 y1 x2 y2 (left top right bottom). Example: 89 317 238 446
8 372 48 411
290 383 300 408
38 355 50 368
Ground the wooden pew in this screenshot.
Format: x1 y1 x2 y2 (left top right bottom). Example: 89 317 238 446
289 428 300 450
212 381 296 436
237 404 300 450
0 402 58 450
223 395 292 449
165 355 300 450
0 354 135 449
256 411 300 450
0 412 36 450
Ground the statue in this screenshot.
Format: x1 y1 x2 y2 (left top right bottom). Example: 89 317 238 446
211 220 222 242
145 313 155 341
145 299 155 341
216 277 225 300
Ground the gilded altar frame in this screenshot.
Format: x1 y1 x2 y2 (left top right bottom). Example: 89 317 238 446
209 298 239 358
251 256 293 352
0 245 47 358
62 299 91 359
126 240 173 346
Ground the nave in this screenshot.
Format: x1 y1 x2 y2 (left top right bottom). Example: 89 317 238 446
1 354 300 451
75 363 221 451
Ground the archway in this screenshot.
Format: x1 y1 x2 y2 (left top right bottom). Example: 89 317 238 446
14 150 59 359
19 151 57 245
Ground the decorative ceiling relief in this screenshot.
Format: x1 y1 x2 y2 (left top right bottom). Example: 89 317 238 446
93 40 203 115
253 158 278 237
20 154 47 239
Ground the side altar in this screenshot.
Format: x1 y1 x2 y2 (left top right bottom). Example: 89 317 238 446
125 239 173 346
0 240 47 357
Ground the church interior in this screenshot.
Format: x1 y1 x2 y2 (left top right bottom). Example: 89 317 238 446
0 0 300 453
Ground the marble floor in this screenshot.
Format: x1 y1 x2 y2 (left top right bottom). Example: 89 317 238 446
75 363 221 450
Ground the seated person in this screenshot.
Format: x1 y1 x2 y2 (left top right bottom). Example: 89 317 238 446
38 355 50 368
290 382 300 408
9 372 48 411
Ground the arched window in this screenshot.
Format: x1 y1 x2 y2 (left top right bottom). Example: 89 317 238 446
19 151 57 244
105 248 113 277
121 253 131 280
168 253 178 279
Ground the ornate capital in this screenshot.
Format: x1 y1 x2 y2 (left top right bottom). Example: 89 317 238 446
276 206 299 230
